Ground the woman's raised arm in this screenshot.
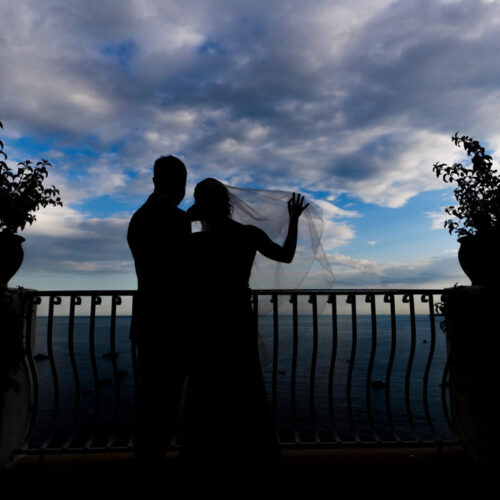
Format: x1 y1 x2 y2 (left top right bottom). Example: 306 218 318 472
253 193 309 263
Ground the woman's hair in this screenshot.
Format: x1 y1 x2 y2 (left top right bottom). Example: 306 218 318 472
191 178 233 220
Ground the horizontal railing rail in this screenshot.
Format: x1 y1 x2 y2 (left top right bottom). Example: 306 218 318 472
15 288 458 456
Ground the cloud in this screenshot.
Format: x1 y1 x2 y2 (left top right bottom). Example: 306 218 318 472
10 200 465 295
328 252 467 288
426 209 451 231
18 212 133 277
313 198 361 219
2 0 499 208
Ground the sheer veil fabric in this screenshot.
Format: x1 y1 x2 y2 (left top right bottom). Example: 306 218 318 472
189 184 335 367
226 185 335 290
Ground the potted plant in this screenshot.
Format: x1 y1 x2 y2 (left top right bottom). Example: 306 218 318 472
0 117 63 287
433 132 500 285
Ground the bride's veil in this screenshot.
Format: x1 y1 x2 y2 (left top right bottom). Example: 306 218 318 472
226 185 335 290
190 183 335 366
226 185 335 365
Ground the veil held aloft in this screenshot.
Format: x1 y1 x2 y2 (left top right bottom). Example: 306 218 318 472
226 185 335 290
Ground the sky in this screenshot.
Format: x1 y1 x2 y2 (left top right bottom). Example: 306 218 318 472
2 0 500 293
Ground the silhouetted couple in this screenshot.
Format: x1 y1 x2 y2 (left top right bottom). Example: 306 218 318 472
127 155 308 471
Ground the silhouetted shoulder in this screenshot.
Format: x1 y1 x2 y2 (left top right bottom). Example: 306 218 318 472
243 224 270 246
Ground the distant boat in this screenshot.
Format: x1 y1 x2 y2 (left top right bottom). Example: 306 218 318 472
103 351 119 359
371 380 386 390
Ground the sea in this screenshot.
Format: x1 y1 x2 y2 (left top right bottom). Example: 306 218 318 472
28 312 453 449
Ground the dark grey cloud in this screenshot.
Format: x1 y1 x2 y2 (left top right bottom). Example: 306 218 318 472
19 216 133 275
3 0 499 207
329 252 467 289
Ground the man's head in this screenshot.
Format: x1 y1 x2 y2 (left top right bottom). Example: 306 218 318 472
153 155 187 205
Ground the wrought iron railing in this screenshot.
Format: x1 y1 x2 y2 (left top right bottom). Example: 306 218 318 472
14 289 458 456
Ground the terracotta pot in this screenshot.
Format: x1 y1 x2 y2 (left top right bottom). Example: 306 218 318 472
0 232 25 287
458 232 500 286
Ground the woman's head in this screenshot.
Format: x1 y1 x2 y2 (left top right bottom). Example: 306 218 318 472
189 178 232 221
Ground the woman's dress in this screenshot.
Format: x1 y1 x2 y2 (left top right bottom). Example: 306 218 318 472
181 219 281 465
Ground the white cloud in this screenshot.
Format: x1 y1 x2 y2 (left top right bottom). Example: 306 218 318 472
321 220 356 250
313 199 361 219
426 209 451 231
21 205 92 237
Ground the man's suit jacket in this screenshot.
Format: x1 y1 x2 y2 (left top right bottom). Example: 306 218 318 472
127 192 191 345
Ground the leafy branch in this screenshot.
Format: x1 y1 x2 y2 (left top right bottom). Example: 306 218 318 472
0 116 63 233
433 133 500 238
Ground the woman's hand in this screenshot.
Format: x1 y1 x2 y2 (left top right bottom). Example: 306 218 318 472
288 193 309 220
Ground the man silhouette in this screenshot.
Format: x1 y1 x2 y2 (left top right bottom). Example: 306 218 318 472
127 155 191 471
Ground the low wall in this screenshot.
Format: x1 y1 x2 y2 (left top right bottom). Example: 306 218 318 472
0 288 37 469
441 285 500 464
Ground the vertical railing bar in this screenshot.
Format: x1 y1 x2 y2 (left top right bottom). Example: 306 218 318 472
85 295 101 449
384 293 401 443
128 339 138 449
290 294 300 444
422 294 439 441
106 295 122 448
365 293 381 443
309 294 320 444
21 294 40 449
40 296 61 449
129 293 138 449
441 362 455 437
271 293 279 422
346 294 360 443
403 293 420 442
252 292 259 342
437 294 455 437
63 295 82 449
327 293 341 443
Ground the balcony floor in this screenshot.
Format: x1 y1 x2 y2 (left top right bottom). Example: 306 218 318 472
4 445 469 474
4 446 489 495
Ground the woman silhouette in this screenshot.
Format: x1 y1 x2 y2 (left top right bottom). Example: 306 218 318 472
181 178 309 468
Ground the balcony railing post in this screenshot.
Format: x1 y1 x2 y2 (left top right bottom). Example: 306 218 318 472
383 293 400 442
63 295 82 449
327 293 341 444
40 295 62 450
289 293 300 444
270 294 279 423
402 293 420 442
308 294 320 443
421 294 439 442
106 295 122 449
365 293 380 443
346 293 360 443
85 295 102 449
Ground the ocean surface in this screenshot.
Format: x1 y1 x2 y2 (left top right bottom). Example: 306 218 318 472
29 313 453 448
